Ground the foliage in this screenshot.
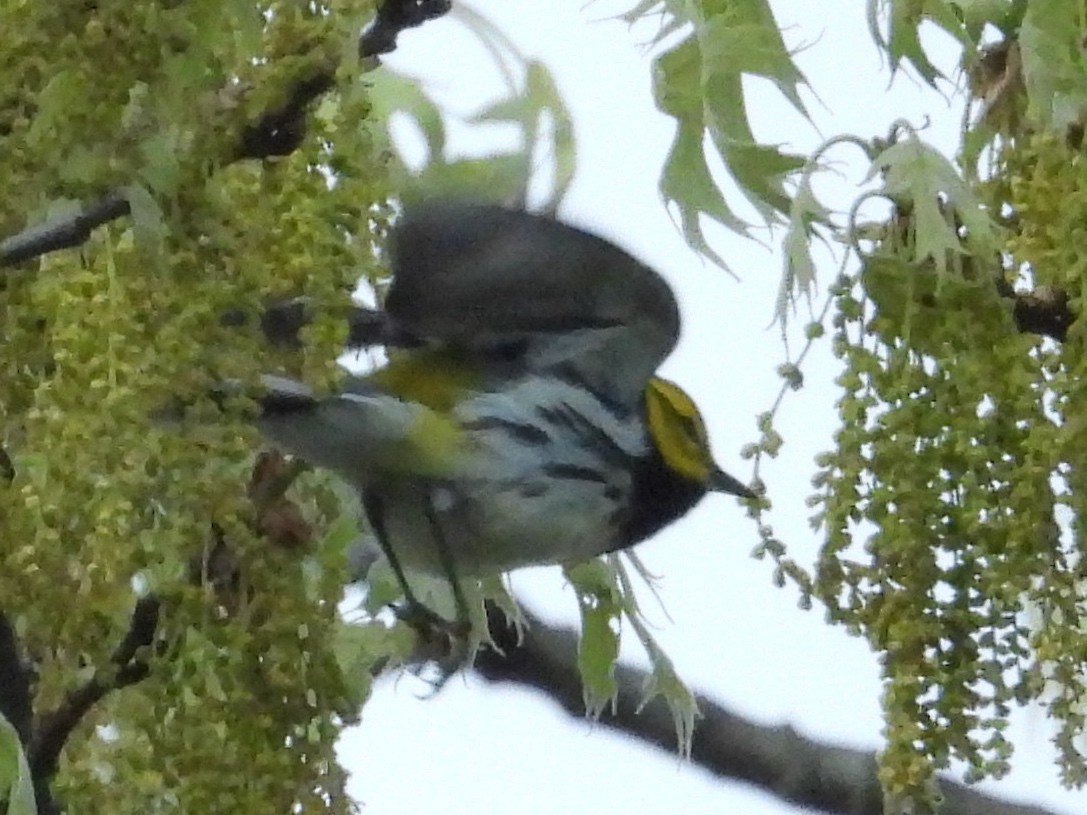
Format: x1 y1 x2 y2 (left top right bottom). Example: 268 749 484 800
623 0 808 271
366 8 575 210
0 2 392 812
619 0 1087 810
0 713 35 815
11 0 1087 813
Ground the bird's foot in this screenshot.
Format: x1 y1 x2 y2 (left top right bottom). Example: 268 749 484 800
394 600 473 690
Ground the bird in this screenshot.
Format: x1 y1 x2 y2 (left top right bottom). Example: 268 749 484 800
255 202 755 632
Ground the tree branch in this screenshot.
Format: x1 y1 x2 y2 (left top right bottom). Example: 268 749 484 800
473 608 1063 815
222 297 415 350
227 0 455 159
0 193 130 268
0 612 33 746
1008 285 1073 342
27 597 160 788
0 612 60 815
237 70 337 160
0 0 456 268
359 0 453 57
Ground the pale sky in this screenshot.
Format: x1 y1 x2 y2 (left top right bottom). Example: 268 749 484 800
336 3 1081 814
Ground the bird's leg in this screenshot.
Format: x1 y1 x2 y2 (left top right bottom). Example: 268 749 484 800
423 501 472 632
397 502 473 681
363 493 470 678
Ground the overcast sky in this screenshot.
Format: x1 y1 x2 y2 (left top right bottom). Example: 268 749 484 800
336 3 1081 814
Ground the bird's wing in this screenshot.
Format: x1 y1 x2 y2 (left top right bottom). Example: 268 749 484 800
385 202 680 406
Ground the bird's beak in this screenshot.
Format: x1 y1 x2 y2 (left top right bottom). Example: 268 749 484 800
708 466 757 499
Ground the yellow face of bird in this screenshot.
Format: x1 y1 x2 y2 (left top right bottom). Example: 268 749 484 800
644 377 718 485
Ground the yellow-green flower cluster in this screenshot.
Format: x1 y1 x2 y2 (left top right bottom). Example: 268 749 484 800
1 2 388 812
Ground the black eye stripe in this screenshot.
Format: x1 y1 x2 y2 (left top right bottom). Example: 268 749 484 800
673 412 702 442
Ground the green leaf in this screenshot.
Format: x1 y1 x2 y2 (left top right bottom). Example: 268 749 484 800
778 169 831 315
659 122 746 271
0 712 35 815
650 3 810 266
611 553 700 756
41 197 83 225
371 51 571 211
478 574 524 648
634 634 700 758
618 2 688 43
948 0 1018 40
360 558 404 615
137 127 183 197
526 60 576 210
868 0 989 78
122 183 168 254
25 69 87 149
320 512 358 561
470 59 576 210
869 136 998 273
402 155 532 208
366 68 447 163
698 3 808 112
1019 1 1087 130
890 2 943 85
61 146 108 186
565 560 622 717
333 619 414 706
564 553 699 750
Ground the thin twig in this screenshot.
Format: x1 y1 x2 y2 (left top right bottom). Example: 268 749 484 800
229 298 414 349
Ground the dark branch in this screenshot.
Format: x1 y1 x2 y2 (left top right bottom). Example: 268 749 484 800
474 607 1063 815
0 194 130 268
992 272 1074 341
360 0 453 57
226 298 417 350
237 72 336 160
237 0 454 158
0 617 59 815
28 597 160 787
1 613 62 815
1009 285 1073 342
0 612 33 747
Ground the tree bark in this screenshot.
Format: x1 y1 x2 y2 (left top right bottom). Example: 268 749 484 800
473 607 1064 815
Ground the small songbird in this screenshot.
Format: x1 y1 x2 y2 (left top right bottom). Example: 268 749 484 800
256 202 754 624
